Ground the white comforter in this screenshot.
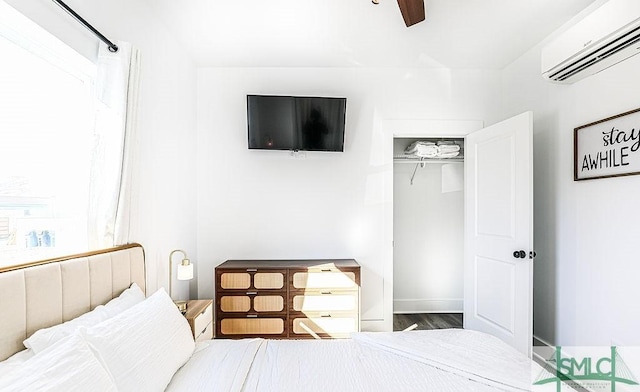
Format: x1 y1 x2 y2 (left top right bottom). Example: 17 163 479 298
166 329 534 392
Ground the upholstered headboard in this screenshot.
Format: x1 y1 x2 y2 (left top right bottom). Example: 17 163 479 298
0 243 145 361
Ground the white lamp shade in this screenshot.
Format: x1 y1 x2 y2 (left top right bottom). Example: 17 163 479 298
177 262 193 281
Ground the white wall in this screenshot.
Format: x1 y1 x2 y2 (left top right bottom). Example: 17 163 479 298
11 0 636 346
393 159 464 313
501 44 640 346
6 0 199 299
196 67 501 330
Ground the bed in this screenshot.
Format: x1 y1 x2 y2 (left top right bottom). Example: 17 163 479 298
0 244 536 391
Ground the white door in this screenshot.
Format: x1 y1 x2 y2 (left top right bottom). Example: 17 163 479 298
464 111 533 357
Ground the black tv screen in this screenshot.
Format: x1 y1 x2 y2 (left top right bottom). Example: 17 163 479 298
247 95 346 152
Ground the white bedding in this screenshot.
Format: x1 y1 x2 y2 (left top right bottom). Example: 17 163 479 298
167 329 534 392
352 329 532 391
165 339 263 392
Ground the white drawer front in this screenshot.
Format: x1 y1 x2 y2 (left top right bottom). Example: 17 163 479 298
292 293 357 312
292 271 357 289
292 316 358 336
194 303 213 337
195 322 213 342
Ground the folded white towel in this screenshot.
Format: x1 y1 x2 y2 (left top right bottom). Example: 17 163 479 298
407 146 437 156
414 150 440 158
405 140 461 159
438 151 460 158
405 141 435 154
439 144 460 153
408 141 435 147
407 148 459 158
417 145 438 154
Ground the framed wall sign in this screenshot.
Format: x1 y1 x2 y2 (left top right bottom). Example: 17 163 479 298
574 107 640 181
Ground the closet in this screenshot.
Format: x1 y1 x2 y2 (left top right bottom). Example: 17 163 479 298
387 113 533 353
393 137 465 317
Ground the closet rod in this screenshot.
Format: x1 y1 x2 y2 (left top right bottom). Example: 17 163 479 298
410 160 425 185
52 0 118 53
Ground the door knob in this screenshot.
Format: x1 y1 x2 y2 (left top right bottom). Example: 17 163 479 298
513 250 526 259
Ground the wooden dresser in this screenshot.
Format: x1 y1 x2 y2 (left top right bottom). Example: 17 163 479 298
214 259 360 339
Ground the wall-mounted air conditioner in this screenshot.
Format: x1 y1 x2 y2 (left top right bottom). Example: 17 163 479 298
541 0 640 84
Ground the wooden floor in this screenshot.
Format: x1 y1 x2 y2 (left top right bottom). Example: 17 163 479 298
393 313 463 331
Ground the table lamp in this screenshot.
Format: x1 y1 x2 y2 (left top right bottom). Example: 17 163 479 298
169 249 193 312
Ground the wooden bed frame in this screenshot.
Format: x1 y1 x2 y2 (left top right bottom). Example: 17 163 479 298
0 243 146 361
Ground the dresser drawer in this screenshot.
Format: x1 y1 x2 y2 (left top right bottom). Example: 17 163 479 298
291 290 358 313
219 292 285 313
291 314 359 338
219 270 286 290
218 316 287 337
291 270 359 290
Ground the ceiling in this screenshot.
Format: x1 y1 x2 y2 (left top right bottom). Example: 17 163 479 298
147 0 599 69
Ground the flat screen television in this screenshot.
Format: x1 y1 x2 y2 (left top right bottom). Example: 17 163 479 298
247 95 347 152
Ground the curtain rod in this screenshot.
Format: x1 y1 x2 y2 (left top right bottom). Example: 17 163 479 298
52 0 118 53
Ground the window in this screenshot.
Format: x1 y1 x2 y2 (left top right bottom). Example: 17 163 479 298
0 4 105 267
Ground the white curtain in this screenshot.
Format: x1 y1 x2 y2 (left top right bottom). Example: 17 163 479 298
88 41 141 248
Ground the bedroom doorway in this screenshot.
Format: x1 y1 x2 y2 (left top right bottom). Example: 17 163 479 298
390 112 534 356
392 137 465 331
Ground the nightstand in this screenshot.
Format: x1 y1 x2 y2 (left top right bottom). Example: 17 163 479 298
185 299 213 342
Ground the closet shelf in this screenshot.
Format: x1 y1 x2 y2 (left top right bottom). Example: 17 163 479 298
394 156 464 164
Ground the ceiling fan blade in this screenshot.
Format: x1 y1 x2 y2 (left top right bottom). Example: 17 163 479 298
397 0 425 27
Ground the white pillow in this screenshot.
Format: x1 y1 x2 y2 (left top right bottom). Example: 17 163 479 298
82 288 195 392
0 334 117 392
103 282 146 317
24 282 145 354
0 349 34 375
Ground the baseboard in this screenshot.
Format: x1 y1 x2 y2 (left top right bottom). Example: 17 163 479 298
532 334 555 365
361 319 392 332
533 335 554 347
393 298 463 313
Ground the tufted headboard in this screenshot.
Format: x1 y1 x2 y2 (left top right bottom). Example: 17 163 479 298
0 243 145 361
